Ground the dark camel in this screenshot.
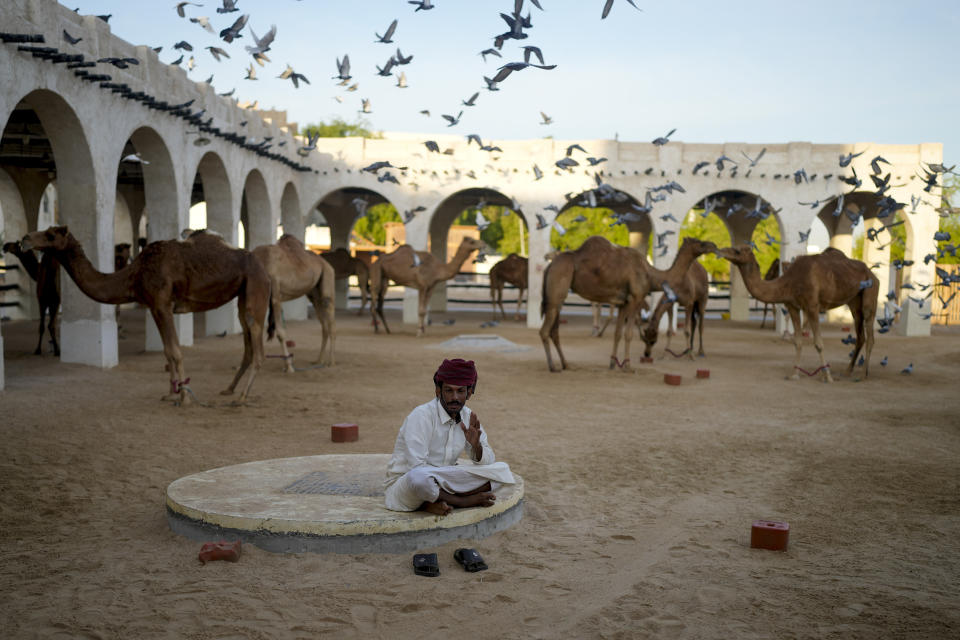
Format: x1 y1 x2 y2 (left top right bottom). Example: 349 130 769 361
717 245 878 381
370 236 484 336
22 226 271 405
641 259 710 360
489 253 527 320
539 236 717 372
320 247 370 314
3 241 61 356
253 234 336 372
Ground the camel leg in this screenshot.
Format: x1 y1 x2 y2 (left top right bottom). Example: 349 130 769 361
591 303 601 337
371 272 390 334
48 302 60 357
490 281 502 320
539 304 565 372
696 301 706 357
269 296 295 373
223 291 265 403
806 309 833 383
860 294 877 379
786 306 804 380
515 287 524 321
609 305 628 370
417 286 434 337
760 303 768 329
308 287 336 366
847 304 864 378
152 307 190 406
686 305 698 361
34 307 46 355
357 272 369 316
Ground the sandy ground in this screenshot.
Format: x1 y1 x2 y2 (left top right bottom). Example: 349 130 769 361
1 304 958 640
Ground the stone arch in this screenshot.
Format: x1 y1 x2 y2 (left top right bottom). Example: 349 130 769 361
117 126 178 245
0 167 33 321
554 186 648 253
241 169 272 249
191 151 232 240
279 181 303 239
313 186 394 252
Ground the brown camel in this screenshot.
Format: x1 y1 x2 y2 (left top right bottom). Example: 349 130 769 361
370 236 484 336
539 236 717 372
320 247 370 314
641 260 710 360
114 243 132 334
22 226 271 405
759 258 780 329
253 234 336 372
717 245 878 382
489 253 527 320
3 241 61 356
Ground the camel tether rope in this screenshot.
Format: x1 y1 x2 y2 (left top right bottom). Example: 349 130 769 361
664 347 692 358
794 363 830 377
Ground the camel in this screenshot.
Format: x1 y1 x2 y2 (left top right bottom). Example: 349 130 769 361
253 234 336 372
3 241 61 356
716 245 878 382
641 260 709 360
759 258 780 329
489 253 527 320
540 236 717 372
21 226 271 405
369 236 484 336
320 247 370 314
114 243 132 335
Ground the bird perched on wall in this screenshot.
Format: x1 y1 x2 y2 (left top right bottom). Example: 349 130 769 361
692 161 709 175
98 57 139 69
362 161 407 174
715 154 736 171
533 164 544 180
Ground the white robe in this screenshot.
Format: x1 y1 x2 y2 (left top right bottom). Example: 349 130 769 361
384 398 514 511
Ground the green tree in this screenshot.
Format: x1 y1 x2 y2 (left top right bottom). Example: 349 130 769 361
679 209 732 280
937 174 960 265
550 207 628 251
300 117 381 139
352 203 399 246
749 216 782 275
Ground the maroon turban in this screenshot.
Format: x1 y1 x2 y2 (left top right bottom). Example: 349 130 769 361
434 358 478 388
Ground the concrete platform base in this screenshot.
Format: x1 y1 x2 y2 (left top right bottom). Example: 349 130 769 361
166 454 524 554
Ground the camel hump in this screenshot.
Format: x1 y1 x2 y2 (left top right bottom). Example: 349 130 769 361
277 234 306 249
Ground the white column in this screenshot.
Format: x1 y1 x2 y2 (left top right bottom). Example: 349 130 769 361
145 311 193 351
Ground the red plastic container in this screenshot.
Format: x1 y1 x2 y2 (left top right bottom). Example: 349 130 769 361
696 368 710 379
639 356 654 363
331 423 359 443
751 520 789 551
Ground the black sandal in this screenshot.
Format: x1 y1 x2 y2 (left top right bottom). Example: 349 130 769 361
413 553 440 577
454 548 488 572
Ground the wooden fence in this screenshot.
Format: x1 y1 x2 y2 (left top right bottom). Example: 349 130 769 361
932 264 960 325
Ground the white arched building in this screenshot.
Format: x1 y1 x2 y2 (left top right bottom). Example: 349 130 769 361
0 0 942 389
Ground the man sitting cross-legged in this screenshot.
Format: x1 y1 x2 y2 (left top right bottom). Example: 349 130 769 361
384 358 515 515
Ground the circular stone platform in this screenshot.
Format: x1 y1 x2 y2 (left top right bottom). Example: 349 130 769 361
430 334 531 353
166 454 524 554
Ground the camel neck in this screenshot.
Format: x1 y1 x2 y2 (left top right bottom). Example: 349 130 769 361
56 239 136 305
734 260 786 303
11 248 40 281
646 247 697 285
443 245 475 279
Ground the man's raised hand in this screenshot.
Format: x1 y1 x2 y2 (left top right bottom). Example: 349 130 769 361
461 412 482 452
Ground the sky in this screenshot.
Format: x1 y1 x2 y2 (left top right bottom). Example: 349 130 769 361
64 0 960 168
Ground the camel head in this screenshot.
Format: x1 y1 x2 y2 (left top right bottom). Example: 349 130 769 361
715 245 757 265
640 320 659 356
680 237 718 257
22 226 72 253
458 236 485 253
3 241 21 254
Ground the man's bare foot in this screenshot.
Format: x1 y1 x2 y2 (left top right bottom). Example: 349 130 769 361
422 500 453 516
443 491 496 509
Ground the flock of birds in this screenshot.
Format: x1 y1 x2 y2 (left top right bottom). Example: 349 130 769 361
7 1 959 374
